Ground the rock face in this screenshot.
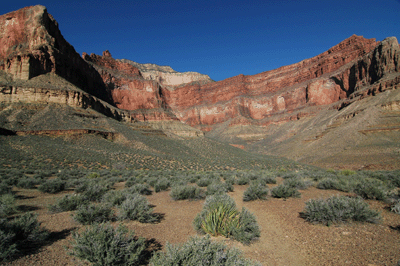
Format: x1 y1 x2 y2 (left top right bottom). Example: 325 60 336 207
118 59 213 88
163 35 381 130
0 5 111 103
0 6 400 162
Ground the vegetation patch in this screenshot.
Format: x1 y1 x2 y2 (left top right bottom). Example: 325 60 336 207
302 195 381 225
170 185 205 200
0 213 49 262
149 235 261 266
194 194 260 244
73 203 114 225
70 223 146 266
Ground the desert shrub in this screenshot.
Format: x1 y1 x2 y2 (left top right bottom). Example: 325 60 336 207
117 193 157 223
391 200 400 214
259 175 277 184
0 182 12 195
225 176 236 186
231 207 261 244
48 194 87 213
16 178 38 189
127 183 152 195
302 195 381 225
206 182 229 195
73 203 113 225
353 178 388 200
194 194 260 244
283 177 313 190
339 169 356 176
86 172 100 179
0 212 49 262
316 178 340 190
271 184 301 198
81 183 111 202
196 177 212 187
37 179 66 194
243 182 268 201
70 223 146 266
101 190 128 206
170 185 205 200
0 194 17 217
237 175 249 185
154 177 170 192
149 235 261 266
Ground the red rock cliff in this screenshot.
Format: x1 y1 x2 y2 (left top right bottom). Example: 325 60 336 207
163 35 380 129
0 5 111 103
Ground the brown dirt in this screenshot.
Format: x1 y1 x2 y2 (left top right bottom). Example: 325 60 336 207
4 179 400 266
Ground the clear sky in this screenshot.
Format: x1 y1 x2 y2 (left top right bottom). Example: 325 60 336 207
2 0 400 81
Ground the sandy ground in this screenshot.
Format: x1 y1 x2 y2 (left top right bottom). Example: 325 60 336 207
4 179 400 266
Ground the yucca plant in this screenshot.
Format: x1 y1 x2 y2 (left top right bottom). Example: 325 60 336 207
201 203 240 236
194 194 260 244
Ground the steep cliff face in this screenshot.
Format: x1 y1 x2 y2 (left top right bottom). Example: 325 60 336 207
118 59 213 88
0 5 111 103
164 35 380 130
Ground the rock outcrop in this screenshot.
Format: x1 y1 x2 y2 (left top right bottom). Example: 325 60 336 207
163 35 381 130
118 59 213 88
0 5 399 160
0 5 111 103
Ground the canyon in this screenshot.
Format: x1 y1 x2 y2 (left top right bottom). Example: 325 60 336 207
0 5 399 168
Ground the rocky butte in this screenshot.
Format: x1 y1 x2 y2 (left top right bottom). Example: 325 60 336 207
0 5 399 168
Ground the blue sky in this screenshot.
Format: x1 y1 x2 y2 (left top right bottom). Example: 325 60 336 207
2 0 400 81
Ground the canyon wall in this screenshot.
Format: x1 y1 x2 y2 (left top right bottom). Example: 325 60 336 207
0 5 112 103
0 5 399 140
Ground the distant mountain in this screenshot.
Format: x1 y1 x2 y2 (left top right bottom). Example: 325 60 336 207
0 5 399 169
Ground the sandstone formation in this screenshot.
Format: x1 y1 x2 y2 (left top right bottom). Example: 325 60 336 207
118 59 213 88
0 5 399 167
0 5 111 103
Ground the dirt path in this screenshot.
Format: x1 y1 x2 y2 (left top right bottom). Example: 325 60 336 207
227 185 306 265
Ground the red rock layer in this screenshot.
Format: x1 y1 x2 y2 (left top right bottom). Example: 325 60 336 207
163 35 379 129
0 5 111 103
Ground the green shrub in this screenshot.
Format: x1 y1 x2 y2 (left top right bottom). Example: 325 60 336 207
271 184 301 198
340 169 356 176
316 178 340 190
154 178 171 192
82 183 110 202
37 179 66 194
259 175 277 184
101 190 128 206
87 172 100 179
170 185 205 200
73 203 113 225
231 207 261 245
70 223 146 266
117 193 158 223
127 183 152 195
302 195 381 225
206 182 229 196
283 178 312 190
391 200 400 214
353 178 388 200
0 182 12 195
125 177 140 187
0 194 17 218
16 178 38 189
243 182 268 201
194 194 260 244
48 194 87 213
0 213 49 262
237 176 249 185
196 177 212 187
149 235 261 266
